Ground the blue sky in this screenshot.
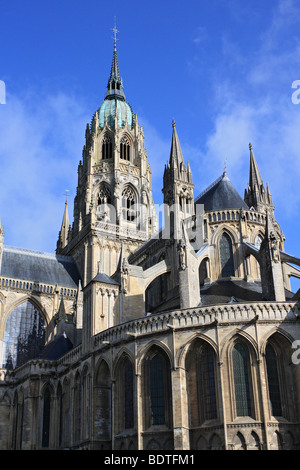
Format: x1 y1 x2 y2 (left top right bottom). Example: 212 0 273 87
0 0 300 288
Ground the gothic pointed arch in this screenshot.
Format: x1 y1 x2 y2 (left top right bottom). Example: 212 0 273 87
141 345 172 430
97 182 112 206
101 132 113 160
227 336 258 419
262 332 297 421
219 231 235 278
120 133 132 161
233 431 247 450
121 184 138 222
2 299 46 369
137 339 173 374
185 338 218 427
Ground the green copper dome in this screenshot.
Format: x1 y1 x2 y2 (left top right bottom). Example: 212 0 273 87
98 97 134 129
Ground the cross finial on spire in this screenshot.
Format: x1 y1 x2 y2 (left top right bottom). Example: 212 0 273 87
64 190 70 203
111 17 119 47
249 142 252 151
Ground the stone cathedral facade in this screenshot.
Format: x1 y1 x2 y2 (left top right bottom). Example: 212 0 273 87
0 34 300 451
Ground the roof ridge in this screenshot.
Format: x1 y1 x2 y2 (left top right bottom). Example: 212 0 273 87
3 245 75 262
195 173 224 203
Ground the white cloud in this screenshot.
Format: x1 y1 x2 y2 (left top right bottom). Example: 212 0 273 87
0 91 90 252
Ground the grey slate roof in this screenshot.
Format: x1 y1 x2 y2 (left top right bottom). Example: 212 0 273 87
1 246 80 288
147 279 295 314
195 172 249 212
91 270 119 285
41 333 73 360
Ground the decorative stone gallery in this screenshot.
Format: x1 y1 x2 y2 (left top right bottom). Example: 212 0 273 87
0 31 300 450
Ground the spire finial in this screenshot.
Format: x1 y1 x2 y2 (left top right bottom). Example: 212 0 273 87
223 158 227 176
172 119 176 128
64 189 70 203
249 142 253 151
106 18 125 98
111 17 119 48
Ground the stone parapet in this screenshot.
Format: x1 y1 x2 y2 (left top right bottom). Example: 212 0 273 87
93 300 299 349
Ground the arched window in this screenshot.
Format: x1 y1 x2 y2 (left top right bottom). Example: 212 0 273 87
97 185 112 206
102 134 112 160
186 340 217 427
232 342 253 417
265 344 282 417
122 186 136 222
220 232 235 278
197 343 217 421
42 386 51 448
120 135 130 161
2 301 45 369
149 353 166 425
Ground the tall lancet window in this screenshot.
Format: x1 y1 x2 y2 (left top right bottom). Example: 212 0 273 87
122 186 136 222
265 344 282 417
232 343 253 417
220 232 235 278
149 353 166 425
197 343 217 422
120 135 130 161
102 134 112 160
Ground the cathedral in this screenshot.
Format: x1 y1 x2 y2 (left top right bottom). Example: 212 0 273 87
0 30 300 451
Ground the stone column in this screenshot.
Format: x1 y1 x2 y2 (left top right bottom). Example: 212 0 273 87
171 366 190 450
135 372 143 450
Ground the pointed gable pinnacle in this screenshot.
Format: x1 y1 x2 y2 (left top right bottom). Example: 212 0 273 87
58 200 70 250
245 142 274 212
169 120 184 171
249 142 264 192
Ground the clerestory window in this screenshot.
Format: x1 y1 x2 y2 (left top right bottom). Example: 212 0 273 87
122 186 136 222
102 134 113 160
232 342 253 417
265 344 282 417
97 185 112 206
220 232 235 278
120 135 130 161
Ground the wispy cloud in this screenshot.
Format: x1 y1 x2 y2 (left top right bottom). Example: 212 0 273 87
192 0 300 219
0 91 90 252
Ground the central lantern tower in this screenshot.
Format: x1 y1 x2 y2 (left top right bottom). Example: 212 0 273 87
56 26 157 291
